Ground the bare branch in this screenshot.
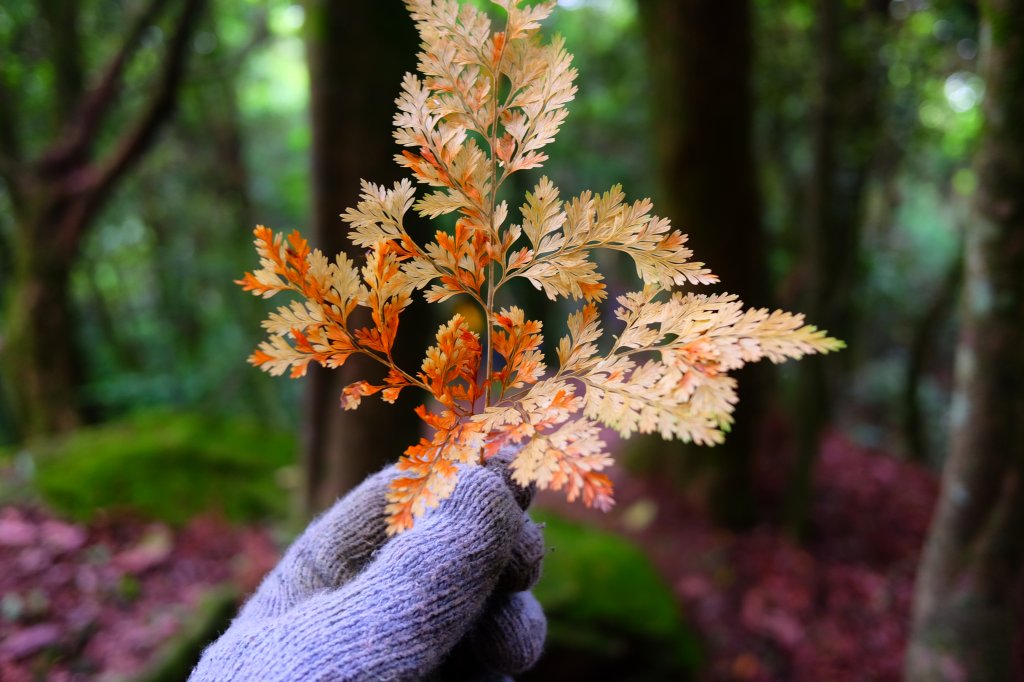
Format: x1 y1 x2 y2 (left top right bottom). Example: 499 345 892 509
56 0 207 252
38 0 173 175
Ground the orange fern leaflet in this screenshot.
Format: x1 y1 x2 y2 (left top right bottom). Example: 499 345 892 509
238 0 844 534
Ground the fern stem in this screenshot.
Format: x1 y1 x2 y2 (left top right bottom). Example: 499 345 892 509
483 26 510 413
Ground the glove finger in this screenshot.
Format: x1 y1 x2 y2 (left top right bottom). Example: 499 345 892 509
300 466 395 585
484 447 535 511
497 517 544 593
257 464 525 679
306 448 530 590
236 466 395 619
239 448 537 622
469 591 547 675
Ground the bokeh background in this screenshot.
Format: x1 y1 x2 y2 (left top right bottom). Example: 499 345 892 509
1 0 1021 680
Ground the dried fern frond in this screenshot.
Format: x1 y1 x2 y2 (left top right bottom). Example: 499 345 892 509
238 0 844 535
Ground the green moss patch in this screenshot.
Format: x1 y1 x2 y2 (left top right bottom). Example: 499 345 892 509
32 411 295 525
528 511 702 680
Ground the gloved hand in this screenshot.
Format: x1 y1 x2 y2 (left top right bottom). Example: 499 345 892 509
189 454 547 681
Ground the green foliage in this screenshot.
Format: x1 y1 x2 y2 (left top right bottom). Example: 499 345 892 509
540 0 651 195
33 411 295 524
0 0 989 471
54 0 309 436
530 511 702 678
753 0 979 457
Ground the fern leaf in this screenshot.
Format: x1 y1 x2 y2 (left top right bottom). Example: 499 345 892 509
240 0 845 532
556 302 603 371
491 306 546 391
385 406 486 534
509 417 614 510
419 314 483 408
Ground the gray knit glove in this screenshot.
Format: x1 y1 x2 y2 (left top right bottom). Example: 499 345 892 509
190 455 546 681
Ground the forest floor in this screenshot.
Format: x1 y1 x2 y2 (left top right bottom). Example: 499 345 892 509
2 432 1019 681
0 507 278 682
536 429 1020 682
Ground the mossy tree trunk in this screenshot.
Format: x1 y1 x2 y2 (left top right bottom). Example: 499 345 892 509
637 0 766 528
6 214 83 436
0 0 206 440
302 1 424 514
906 3 1024 679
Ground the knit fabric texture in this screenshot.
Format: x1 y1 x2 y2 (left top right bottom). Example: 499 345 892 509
189 455 546 681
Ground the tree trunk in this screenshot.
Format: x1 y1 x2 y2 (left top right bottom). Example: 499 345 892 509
302 0 423 514
785 0 888 536
637 0 766 528
903 253 962 464
0 0 205 441
4 219 82 437
906 3 1024 679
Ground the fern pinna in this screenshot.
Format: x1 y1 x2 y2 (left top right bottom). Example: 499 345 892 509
238 0 843 535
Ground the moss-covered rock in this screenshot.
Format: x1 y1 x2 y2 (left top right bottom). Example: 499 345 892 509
528 511 702 680
32 411 296 525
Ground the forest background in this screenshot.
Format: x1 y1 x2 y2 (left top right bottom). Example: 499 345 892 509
1 0 1021 681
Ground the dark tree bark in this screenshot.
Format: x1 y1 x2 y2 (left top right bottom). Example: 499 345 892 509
0 0 206 439
906 3 1024 679
637 0 766 527
785 0 888 535
302 1 423 514
903 253 962 463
